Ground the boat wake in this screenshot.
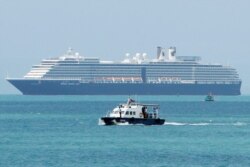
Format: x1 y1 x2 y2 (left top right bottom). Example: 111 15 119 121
98 119 143 126
164 122 186 126
98 119 106 126
164 121 248 126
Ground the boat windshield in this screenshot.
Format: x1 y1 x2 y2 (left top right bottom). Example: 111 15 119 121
141 105 160 119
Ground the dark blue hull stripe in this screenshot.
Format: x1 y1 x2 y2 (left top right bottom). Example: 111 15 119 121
101 117 165 125
7 79 241 95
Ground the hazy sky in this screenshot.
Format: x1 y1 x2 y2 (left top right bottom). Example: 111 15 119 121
0 0 249 94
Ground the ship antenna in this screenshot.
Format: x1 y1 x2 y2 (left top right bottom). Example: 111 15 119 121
67 47 73 55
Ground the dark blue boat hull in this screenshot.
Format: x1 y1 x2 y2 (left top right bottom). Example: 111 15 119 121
7 79 241 95
100 117 165 125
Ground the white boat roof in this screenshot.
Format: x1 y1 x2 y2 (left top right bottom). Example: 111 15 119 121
120 103 159 106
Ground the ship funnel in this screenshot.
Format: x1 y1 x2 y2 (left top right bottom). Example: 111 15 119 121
157 46 167 60
168 47 176 61
157 46 162 59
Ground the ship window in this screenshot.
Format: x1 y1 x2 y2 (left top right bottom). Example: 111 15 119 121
133 112 136 115
126 111 129 115
130 111 133 115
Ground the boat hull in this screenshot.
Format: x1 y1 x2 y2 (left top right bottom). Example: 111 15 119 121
7 79 241 95
100 117 165 125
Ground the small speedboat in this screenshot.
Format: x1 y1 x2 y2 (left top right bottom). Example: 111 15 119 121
205 93 214 102
99 98 165 125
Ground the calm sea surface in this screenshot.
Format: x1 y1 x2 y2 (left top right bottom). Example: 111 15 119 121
1 95 250 167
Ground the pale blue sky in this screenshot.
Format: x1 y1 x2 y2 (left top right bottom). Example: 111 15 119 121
0 0 249 94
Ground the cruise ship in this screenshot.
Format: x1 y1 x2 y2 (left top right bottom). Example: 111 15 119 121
7 47 241 95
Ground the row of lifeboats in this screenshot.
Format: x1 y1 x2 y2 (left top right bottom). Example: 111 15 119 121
93 77 181 82
94 77 143 82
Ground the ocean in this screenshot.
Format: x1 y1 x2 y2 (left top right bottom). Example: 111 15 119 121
0 95 250 167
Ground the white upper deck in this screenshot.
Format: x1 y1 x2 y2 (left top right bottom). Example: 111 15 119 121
22 47 241 85
37 47 201 65
121 46 201 64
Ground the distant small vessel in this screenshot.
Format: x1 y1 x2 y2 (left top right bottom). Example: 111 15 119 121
99 98 165 125
205 93 214 101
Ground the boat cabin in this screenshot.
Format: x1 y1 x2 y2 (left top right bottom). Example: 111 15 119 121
107 99 160 119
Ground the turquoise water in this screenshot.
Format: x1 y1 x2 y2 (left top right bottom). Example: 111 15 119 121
1 95 250 167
